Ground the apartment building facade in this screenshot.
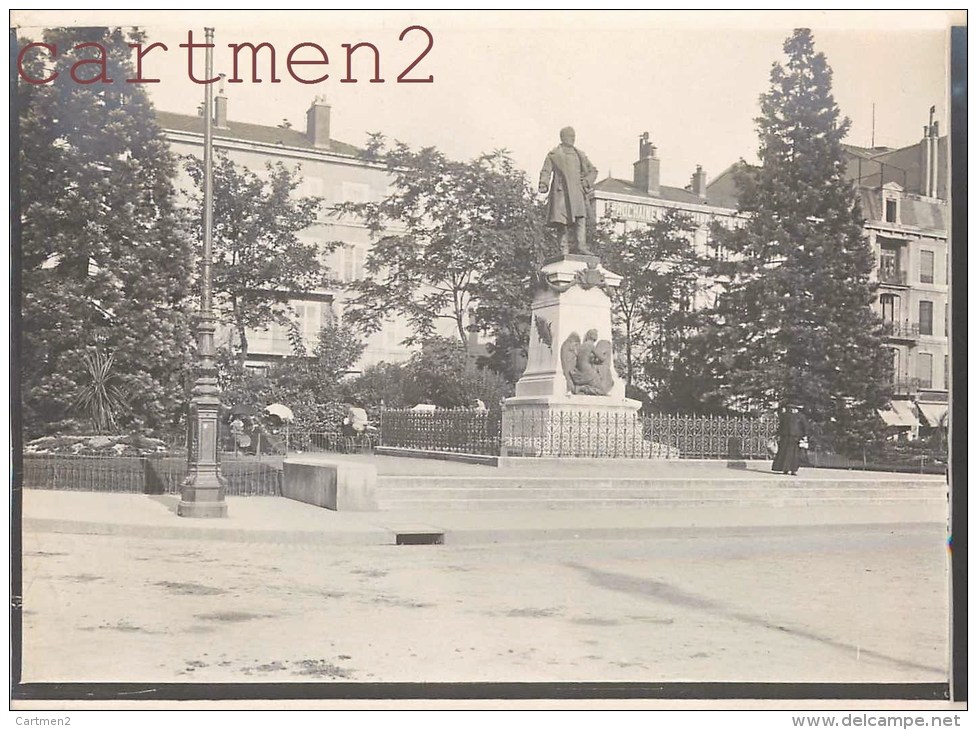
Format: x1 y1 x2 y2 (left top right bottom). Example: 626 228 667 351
844 114 949 437
593 132 742 321
597 117 949 439
159 95 413 373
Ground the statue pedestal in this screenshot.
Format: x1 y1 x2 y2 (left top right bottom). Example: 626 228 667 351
501 256 676 458
513 255 625 400
502 396 657 458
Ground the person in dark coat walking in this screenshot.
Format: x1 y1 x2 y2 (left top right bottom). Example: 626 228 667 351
772 403 809 475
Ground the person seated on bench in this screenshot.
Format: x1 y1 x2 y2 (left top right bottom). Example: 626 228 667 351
343 405 370 440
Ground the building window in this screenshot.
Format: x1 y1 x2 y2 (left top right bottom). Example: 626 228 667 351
920 250 934 284
879 246 901 284
301 177 325 198
918 300 933 336
250 320 292 355
341 182 370 204
340 244 365 282
880 293 897 323
321 302 337 327
887 347 900 383
944 355 949 391
355 246 365 280
884 198 898 223
917 353 933 389
293 302 321 348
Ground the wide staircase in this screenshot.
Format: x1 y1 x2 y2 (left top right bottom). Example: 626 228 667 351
374 467 948 511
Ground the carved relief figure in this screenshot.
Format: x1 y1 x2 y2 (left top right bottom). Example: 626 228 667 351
560 332 581 391
533 314 553 349
560 329 615 396
593 338 615 394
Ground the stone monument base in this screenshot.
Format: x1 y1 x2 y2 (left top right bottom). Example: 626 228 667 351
501 395 679 458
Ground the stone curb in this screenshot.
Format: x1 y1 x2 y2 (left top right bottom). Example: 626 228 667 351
22 512 947 547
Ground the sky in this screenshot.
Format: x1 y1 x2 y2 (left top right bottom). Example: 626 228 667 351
12 9 956 191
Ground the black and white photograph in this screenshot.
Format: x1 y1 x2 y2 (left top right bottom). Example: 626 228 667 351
9 8 965 716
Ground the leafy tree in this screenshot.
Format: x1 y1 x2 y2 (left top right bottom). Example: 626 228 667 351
337 136 545 351
595 211 705 401
215 346 273 412
704 28 892 451
341 362 412 409
18 27 193 438
183 152 326 364
470 197 551 383
402 337 511 409
269 321 365 407
215 322 364 432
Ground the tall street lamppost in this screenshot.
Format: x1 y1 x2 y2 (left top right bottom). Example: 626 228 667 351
179 27 227 518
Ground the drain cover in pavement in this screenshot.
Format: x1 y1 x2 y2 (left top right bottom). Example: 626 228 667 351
384 524 445 545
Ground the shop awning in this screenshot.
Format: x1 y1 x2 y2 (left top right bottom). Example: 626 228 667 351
916 402 948 428
879 400 920 428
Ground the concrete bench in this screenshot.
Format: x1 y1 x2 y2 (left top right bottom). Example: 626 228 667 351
282 458 378 511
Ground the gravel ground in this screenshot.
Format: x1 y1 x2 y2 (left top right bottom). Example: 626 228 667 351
18 521 948 688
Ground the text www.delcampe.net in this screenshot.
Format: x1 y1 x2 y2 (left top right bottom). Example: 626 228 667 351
792 716 962 728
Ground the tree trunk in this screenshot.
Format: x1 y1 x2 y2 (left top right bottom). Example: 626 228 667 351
236 321 249 366
624 321 634 387
455 310 468 348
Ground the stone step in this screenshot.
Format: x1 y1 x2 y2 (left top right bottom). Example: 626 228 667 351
376 495 946 511
373 470 945 510
376 485 940 500
378 476 940 489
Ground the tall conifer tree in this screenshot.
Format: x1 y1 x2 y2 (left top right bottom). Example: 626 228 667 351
706 28 891 451
18 28 193 437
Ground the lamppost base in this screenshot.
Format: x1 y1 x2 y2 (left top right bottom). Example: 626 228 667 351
178 467 227 518
177 500 228 518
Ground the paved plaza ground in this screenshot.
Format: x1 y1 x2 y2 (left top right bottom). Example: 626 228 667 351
17 493 949 688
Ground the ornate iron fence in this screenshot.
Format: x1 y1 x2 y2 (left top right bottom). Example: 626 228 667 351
379 408 503 455
284 431 345 454
641 413 777 459
22 453 282 496
501 408 777 459
376 407 776 459
22 455 147 492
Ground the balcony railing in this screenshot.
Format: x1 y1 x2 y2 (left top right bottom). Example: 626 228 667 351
882 320 919 339
878 269 909 286
892 377 921 395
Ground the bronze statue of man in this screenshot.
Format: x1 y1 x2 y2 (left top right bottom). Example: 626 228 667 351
539 126 598 256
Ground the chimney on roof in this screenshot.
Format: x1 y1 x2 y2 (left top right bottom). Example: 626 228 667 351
632 132 660 196
306 96 331 150
920 107 939 197
691 165 707 199
214 75 229 129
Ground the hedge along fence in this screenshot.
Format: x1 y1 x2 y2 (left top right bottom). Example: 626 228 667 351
21 454 282 496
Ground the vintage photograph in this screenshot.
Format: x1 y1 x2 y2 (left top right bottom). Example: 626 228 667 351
11 9 960 706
